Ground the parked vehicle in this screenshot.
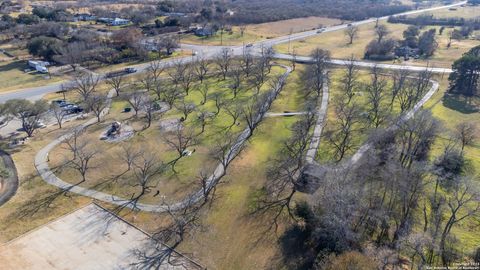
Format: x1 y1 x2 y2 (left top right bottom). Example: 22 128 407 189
106 67 137 78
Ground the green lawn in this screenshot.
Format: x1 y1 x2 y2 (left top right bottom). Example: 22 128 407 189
48 66 287 203
0 60 64 93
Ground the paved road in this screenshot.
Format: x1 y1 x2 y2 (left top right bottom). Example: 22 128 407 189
0 1 463 103
252 1 467 49
11 0 465 211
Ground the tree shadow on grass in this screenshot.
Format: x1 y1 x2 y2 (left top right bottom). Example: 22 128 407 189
0 61 26 73
442 93 479 114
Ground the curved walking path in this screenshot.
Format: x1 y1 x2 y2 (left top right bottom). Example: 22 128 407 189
35 65 292 212
21 0 464 211
346 79 440 167
0 150 19 207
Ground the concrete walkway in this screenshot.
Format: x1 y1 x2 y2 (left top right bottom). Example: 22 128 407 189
347 79 440 167
0 150 19 207
305 81 329 163
34 65 292 212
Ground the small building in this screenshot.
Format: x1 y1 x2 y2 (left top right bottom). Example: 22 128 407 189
109 18 131 26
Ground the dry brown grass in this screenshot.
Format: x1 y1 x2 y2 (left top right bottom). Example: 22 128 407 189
246 16 345 38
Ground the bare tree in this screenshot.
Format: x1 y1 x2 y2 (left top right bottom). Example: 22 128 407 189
164 127 197 173
224 103 242 129
249 64 267 94
175 99 196 121
50 102 66 129
454 122 477 152
242 95 267 133
365 66 389 128
179 64 195 96
147 60 164 84
212 93 225 116
196 84 209 105
140 73 155 94
209 132 244 171
301 48 330 97
229 66 244 98
72 72 100 102
391 68 410 106
255 113 316 231
5 99 48 137
340 56 359 103
55 42 88 71
193 57 209 84
195 110 214 134
86 94 108 123
438 176 480 266
124 91 147 117
239 24 247 37
167 61 183 89
158 34 179 55
142 96 163 129
260 46 275 73
344 25 359 45
291 48 297 71
325 99 361 162
397 110 439 168
240 49 254 77
150 80 164 101
121 144 141 171
153 198 202 248
216 48 232 80
64 132 97 183
375 24 390 43
129 151 165 207
105 74 125 97
162 87 182 108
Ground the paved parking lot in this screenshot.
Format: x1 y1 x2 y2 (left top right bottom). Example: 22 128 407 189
0 203 203 270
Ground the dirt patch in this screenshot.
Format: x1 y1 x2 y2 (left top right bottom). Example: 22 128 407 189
159 118 182 132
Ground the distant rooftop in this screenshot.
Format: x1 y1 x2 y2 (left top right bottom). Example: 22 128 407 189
0 203 203 270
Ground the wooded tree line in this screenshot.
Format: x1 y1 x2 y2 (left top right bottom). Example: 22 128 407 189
253 48 479 269
449 45 480 97
226 0 411 24
363 24 438 60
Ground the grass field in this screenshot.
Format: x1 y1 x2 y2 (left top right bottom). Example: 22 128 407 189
0 63 306 270
275 21 480 68
47 66 286 204
181 17 345 46
0 118 93 243
275 22 409 59
0 60 64 93
413 4 480 19
175 69 308 268
422 75 480 253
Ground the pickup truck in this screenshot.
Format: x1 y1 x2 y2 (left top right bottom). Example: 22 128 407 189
105 67 137 78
